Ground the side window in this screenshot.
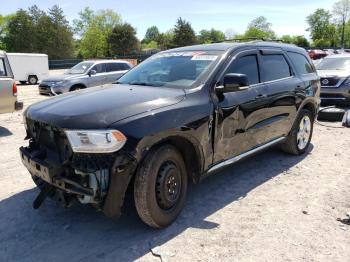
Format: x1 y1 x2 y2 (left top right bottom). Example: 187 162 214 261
122 63 131 70
0 58 7 77
91 63 106 74
287 52 315 74
260 54 291 82
224 55 260 85
106 63 124 72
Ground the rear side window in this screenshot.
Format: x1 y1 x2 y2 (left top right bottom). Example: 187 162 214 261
288 52 315 74
260 54 291 82
225 55 260 85
0 58 7 77
91 63 106 74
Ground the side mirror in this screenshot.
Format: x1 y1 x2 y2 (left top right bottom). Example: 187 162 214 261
217 73 249 93
89 70 97 76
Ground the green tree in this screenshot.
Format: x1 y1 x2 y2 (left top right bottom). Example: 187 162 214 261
281 35 310 47
173 17 197 47
198 29 225 44
244 16 276 39
157 30 175 50
141 40 159 50
74 8 121 58
3 6 73 58
0 14 13 49
47 5 74 58
333 0 350 47
3 9 35 52
108 23 139 55
307 8 338 47
143 26 160 44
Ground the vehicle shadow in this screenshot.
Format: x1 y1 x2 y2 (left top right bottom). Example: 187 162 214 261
0 146 313 262
0 126 13 137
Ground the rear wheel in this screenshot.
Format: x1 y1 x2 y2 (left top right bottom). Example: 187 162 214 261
28 75 38 85
134 145 188 228
281 109 314 155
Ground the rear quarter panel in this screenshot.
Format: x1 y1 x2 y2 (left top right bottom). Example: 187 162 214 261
0 77 16 114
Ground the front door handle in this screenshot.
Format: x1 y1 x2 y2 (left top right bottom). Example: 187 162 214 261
255 94 267 99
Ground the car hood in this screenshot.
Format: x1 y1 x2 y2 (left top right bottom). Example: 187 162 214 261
317 69 350 78
25 84 186 129
41 73 82 82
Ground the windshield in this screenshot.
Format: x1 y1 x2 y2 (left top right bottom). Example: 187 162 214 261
316 57 350 71
117 51 222 89
67 62 94 74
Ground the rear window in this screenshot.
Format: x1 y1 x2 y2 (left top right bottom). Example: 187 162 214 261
106 63 130 72
288 52 314 74
260 54 291 82
0 58 7 77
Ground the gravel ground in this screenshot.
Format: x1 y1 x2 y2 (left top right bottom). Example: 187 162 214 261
0 80 350 262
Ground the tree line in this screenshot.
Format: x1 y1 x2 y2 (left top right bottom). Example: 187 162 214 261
1 1 350 59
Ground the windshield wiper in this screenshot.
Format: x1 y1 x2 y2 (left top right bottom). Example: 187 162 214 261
129 82 158 87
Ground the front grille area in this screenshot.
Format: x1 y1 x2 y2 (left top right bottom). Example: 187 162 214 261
26 118 72 163
320 77 342 87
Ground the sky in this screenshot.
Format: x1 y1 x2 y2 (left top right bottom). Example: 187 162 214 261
1 0 337 39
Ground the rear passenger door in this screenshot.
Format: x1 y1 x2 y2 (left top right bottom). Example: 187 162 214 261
258 49 301 141
106 63 130 83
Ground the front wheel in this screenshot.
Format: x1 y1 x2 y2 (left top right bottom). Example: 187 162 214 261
281 109 314 155
134 145 188 228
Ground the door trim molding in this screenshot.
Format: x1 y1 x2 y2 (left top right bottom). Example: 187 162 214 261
207 136 286 174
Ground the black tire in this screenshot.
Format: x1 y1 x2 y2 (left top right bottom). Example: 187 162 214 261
28 75 38 85
134 145 188 228
70 85 83 92
281 109 314 155
19 81 27 85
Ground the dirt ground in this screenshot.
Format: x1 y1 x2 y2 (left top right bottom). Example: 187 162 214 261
0 80 350 262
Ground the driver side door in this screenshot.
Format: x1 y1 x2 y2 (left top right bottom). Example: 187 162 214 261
87 63 107 87
213 49 270 163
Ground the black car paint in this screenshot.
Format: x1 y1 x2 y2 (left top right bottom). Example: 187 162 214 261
22 42 320 216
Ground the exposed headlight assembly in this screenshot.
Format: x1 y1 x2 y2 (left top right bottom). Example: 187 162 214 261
65 130 127 153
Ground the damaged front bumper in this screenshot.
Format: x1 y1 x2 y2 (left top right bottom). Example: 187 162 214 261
19 144 137 217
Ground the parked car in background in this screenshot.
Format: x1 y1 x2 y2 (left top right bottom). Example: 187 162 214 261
20 41 320 228
0 51 23 114
38 60 133 95
308 49 328 60
7 53 49 85
316 54 350 106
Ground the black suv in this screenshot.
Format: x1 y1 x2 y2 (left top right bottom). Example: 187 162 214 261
20 41 320 228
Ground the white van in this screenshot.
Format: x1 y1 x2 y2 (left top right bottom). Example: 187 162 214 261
7 53 49 85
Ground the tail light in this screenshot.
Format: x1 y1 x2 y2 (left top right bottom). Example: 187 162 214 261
12 82 17 96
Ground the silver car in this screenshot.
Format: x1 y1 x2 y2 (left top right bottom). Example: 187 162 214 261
0 50 23 114
316 54 350 106
39 60 133 95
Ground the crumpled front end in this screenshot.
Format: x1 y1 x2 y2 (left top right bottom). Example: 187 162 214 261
20 117 136 217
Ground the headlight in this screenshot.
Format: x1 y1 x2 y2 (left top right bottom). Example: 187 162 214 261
65 130 127 153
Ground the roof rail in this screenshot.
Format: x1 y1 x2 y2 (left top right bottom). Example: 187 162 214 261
222 38 284 43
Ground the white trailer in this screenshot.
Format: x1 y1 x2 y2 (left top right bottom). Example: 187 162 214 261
7 53 49 84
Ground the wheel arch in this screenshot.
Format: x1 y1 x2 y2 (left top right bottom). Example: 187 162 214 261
137 135 204 184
